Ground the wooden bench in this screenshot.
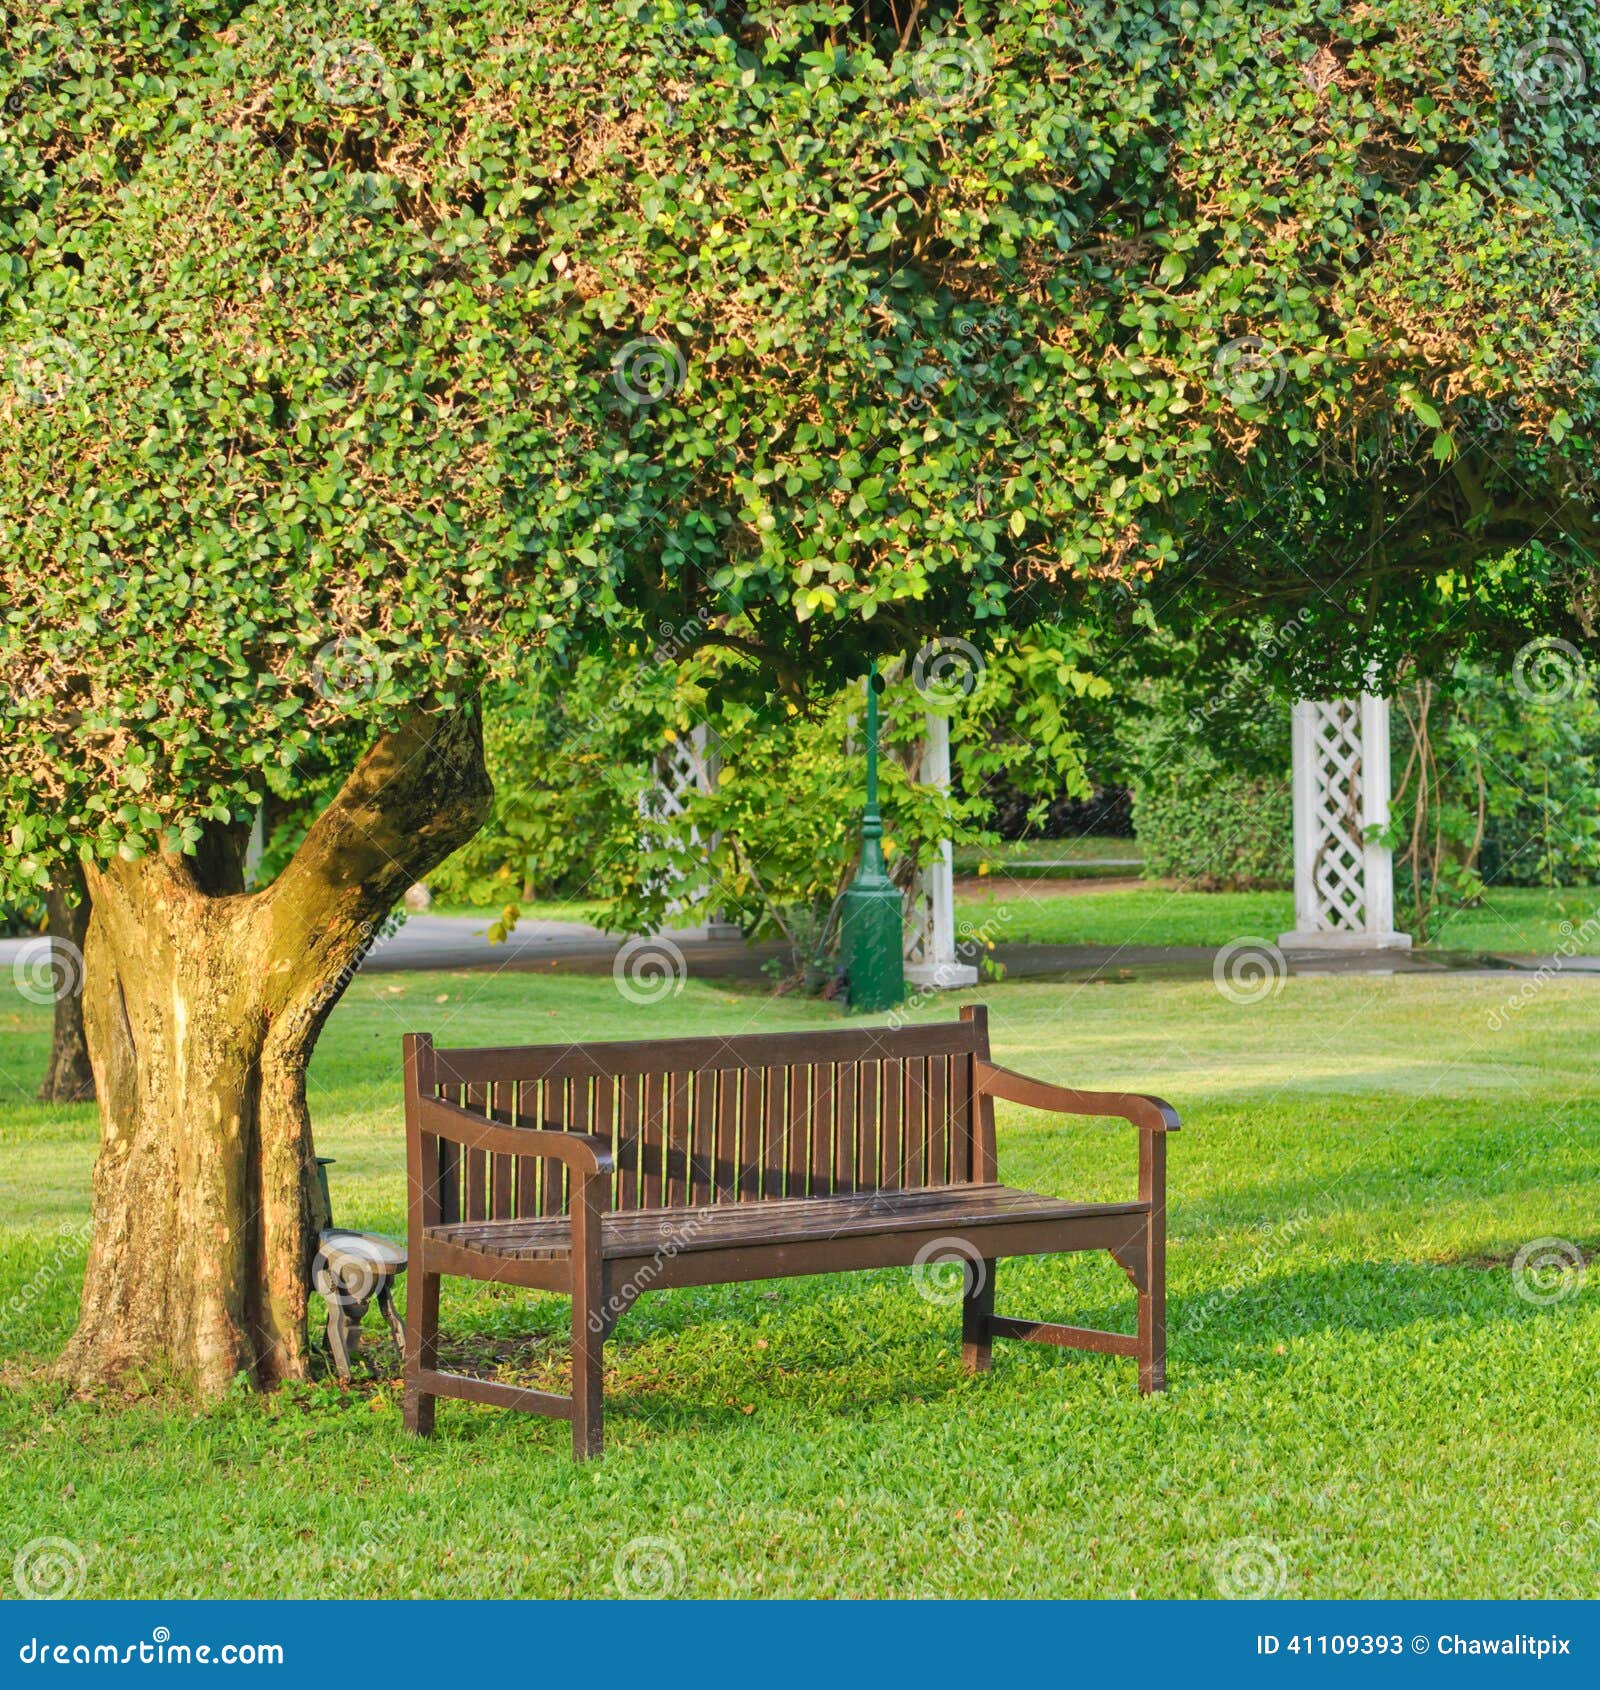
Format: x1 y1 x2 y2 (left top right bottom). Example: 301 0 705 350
401 1005 1176 1460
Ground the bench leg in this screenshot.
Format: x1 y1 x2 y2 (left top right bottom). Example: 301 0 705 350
403 1269 440 1436
571 1262 605 1461
1138 1132 1167 1394
961 1257 996 1374
569 1178 606 1461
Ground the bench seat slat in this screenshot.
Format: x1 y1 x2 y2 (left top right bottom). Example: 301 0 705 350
425 1185 1147 1262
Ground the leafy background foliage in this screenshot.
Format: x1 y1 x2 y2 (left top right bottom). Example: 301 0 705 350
3 0 1597 898
431 624 1101 959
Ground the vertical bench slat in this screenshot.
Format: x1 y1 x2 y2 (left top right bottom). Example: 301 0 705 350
948 1052 973 1183
857 1058 879 1191
641 1070 667 1209
570 1073 592 1216
571 1072 591 1140
536 1079 561 1216
903 1058 927 1188
464 1081 489 1221
594 1073 616 1208
515 1079 540 1218
436 1081 461 1224
809 1062 834 1196
927 1054 950 1186
692 1068 717 1206
617 1072 640 1211
763 1066 787 1199
667 1070 692 1206
785 1063 811 1199
711 1069 737 1203
737 1069 762 1201
880 1059 902 1191
491 1079 515 1218
834 1060 857 1194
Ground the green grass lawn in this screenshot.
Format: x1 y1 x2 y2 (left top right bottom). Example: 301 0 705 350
3 966 1597 1598
952 834 1144 877
957 880 1600 955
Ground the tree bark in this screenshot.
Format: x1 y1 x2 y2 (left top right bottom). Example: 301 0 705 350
37 864 96 1105
56 708 492 1395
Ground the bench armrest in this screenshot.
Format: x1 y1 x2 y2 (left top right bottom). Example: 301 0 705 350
417 1094 616 1177
975 1061 1179 1133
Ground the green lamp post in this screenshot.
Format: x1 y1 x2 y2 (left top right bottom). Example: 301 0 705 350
840 663 906 1013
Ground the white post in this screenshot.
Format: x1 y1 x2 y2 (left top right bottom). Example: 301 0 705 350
904 712 979 989
1280 695 1410 951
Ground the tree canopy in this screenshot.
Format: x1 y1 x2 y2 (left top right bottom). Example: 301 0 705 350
4 0 1598 893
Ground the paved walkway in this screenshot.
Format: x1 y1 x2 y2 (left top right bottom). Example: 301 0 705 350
357 915 1600 983
7 914 1600 988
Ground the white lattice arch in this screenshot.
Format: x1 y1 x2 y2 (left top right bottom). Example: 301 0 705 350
1280 695 1410 951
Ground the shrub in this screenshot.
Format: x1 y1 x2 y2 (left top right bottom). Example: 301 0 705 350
1131 760 1292 889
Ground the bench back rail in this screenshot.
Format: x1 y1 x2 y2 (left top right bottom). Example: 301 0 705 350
407 1008 994 1225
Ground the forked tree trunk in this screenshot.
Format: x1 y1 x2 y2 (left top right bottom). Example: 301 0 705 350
56 709 491 1395
38 866 96 1105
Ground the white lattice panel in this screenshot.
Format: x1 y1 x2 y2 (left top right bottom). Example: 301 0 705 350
1306 699 1367 930
640 725 740 936
647 727 715 821
1282 695 1409 951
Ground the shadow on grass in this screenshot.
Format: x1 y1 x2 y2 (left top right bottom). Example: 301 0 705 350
413 1249 1592 1453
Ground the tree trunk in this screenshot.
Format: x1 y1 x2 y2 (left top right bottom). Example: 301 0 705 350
56 708 492 1395
37 865 96 1105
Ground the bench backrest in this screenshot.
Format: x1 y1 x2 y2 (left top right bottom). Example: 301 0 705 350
404 1007 996 1224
